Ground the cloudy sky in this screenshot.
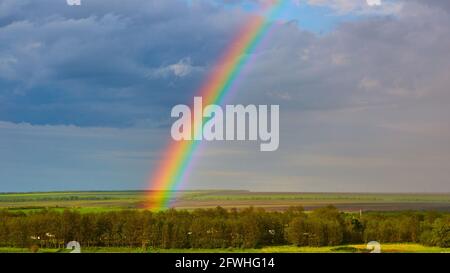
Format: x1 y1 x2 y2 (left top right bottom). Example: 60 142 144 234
1 0 449 192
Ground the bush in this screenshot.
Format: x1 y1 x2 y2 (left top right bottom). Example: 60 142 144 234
30 244 39 253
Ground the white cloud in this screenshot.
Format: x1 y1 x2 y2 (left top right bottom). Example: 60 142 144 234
306 0 402 15
168 58 195 77
147 58 201 78
366 0 381 7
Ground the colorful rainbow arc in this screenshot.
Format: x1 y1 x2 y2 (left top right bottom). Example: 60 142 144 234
147 0 285 210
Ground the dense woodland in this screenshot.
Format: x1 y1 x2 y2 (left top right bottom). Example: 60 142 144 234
0 206 448 249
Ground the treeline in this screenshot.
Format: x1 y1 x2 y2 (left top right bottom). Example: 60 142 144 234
0 206 448 249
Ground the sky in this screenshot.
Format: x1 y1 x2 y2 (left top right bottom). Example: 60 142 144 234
0 0 450 192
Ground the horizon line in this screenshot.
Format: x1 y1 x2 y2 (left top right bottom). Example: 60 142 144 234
0 189 449 195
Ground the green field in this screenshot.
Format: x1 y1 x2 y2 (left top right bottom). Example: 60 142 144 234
0 190 448 253
0 190 449 212
0 244 448 253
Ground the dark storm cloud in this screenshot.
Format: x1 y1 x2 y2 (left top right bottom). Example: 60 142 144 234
2 0 450 128
0 0 246 126
1 0 450 192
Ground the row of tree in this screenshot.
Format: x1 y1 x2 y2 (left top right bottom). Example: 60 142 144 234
0 206 448 249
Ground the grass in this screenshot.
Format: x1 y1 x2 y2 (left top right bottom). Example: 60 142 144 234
0 244 447 253
183 192 450 203
0 190 448 212
0 247 62 253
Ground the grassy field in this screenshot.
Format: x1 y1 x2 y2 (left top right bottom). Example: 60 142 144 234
0 190 449 212
0 244 448 253
0 192 448 254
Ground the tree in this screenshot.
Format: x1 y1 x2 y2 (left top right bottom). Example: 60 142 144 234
430 218 450 247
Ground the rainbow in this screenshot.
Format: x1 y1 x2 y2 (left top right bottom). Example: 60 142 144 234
147 0 285 210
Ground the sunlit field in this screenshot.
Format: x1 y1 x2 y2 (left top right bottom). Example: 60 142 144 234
0 244 448 253
1 190 449 212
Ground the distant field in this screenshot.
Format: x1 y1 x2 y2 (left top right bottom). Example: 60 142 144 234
0 244 448 253
0 190 449 212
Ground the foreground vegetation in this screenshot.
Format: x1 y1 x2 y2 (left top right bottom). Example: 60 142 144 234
0 206 448 251
0 243 448 253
